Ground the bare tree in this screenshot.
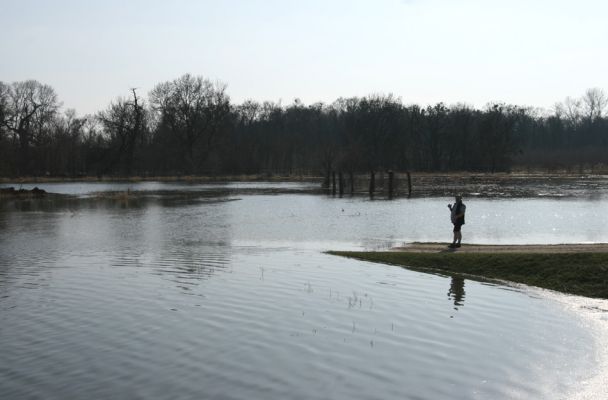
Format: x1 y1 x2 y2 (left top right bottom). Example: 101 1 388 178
235 99 261 127
582 88 608 122
0 82 8 134
97 89 146 175
480 103 525 172
555 96 583 128
149 74 230 174
40 109 89 176
0 80 59 174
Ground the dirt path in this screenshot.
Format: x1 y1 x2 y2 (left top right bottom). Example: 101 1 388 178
392 243 608 253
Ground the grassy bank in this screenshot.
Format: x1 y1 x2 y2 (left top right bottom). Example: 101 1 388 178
328 251 608 299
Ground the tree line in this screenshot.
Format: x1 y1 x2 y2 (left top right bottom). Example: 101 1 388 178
1 74 607 178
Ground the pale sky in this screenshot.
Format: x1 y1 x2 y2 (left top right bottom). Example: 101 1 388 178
1 0 607 115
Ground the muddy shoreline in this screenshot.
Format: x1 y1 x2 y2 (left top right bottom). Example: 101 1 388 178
393 242 608 253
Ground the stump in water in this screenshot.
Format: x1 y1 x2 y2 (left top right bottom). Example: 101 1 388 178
406 171 412 197
369 171 375 198
388 170 394 199
31 187 46 197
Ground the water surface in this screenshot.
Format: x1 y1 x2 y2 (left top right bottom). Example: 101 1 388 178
1 181 607 399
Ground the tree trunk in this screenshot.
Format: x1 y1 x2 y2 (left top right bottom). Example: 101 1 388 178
332 171 336 195
369 170 375 197
18 130 30 175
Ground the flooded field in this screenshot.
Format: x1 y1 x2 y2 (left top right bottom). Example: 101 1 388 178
1 180 608 399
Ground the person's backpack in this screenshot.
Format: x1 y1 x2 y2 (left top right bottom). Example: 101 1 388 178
456 203 465 225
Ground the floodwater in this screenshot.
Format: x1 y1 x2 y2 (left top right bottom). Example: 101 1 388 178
1 181 608 400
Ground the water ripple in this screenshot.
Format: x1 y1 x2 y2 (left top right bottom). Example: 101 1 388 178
1 191 606 399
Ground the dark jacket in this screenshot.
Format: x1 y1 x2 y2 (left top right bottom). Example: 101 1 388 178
451 202 466 225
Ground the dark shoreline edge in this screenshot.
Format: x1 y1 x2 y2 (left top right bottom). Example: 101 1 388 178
327 250 608 299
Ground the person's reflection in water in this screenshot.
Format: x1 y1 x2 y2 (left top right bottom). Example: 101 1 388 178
447 276 466 309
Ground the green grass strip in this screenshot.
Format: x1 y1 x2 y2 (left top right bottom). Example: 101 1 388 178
328 251 608 299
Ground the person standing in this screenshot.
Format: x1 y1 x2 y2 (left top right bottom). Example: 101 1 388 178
448 195 466 248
